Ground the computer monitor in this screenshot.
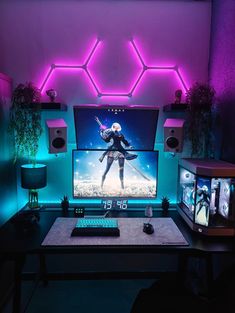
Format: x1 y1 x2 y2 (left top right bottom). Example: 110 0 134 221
73 105 159 151
73 149 158 199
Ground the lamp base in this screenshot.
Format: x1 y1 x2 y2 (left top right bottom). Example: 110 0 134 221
28 189 39 209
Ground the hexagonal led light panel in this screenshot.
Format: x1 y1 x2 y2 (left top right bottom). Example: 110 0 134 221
39 38 188 97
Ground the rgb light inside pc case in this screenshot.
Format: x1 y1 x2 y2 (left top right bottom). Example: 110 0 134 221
73 105 159 200
178 159 235 235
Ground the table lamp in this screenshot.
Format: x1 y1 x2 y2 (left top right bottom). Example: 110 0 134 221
21 164 47 209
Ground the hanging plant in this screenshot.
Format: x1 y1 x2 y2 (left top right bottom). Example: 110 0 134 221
8 82 43 164
185 82 215 158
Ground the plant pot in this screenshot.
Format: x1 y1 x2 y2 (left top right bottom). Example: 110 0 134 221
61 195 69 216
162 205 169 217
61 205 69 216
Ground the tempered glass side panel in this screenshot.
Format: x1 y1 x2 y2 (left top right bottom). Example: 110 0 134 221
178 166 196 221
195 176 211 227
208 178 235 226
218 178 231 218
209 178 230 219
73 150 158 199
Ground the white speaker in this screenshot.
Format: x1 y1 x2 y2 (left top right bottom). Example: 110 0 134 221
46 119 67 154
163 118 185 153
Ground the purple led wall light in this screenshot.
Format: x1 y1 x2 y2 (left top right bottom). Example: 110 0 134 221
39 38 188 97
39 39 100 94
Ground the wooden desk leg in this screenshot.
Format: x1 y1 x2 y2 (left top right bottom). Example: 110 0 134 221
13 254 25 313
39 254 48 287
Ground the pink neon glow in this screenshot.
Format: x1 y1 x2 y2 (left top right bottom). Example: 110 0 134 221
129 41 144 69
39 38 189 97
39 39 100 93
85 68 100 95
87 41 141 95
84 39 101 67
40 66 84 93
129 70 146 95
130 39 188 95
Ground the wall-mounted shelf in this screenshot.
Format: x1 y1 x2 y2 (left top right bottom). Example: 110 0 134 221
163 103 188 112
30 102 67 111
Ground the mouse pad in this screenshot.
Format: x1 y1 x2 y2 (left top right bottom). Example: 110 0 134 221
41 217 189 246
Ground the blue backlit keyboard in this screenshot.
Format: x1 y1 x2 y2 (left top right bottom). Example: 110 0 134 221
71 218 120 237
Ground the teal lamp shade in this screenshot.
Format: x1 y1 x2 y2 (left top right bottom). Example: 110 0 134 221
21 164 47 209
21 164 47 189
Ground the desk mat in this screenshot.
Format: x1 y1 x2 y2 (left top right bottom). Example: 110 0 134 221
41 217 188 246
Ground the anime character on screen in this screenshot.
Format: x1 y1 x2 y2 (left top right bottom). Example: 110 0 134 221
196 185 210 221
95 116 138 189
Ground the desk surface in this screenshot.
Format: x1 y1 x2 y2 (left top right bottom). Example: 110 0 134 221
41 217 188 246
0 209 235 256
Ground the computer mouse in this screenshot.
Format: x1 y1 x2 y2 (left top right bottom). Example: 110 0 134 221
143 223 154 235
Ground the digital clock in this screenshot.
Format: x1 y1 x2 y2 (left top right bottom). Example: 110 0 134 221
101 199 128 210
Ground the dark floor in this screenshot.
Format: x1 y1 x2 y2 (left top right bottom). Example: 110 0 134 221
3 255 235 313
3 272 235 313
2 279 156 313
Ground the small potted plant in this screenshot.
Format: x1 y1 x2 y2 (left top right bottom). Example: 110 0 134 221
161 196 170 216
61 195 69 215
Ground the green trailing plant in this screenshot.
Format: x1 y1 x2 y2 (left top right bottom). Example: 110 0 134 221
8 82 42 164
185 82 215 158
61 195 69 213
161 196 170 214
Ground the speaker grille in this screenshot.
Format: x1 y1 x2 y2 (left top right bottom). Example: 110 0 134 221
52 137 65 149
166 136 179 149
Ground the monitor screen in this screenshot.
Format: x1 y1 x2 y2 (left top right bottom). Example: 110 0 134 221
73 105 159 151
73 149 158 199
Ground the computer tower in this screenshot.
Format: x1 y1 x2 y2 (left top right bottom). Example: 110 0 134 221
177 158 235 236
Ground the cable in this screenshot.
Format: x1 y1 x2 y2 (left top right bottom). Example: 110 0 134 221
103 210 110 218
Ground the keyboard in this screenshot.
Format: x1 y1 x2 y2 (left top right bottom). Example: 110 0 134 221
71 218 120 237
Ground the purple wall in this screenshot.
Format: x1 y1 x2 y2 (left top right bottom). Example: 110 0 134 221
209 0 235 163
0 73 17 225
0 1 211 204
0 1 211 107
